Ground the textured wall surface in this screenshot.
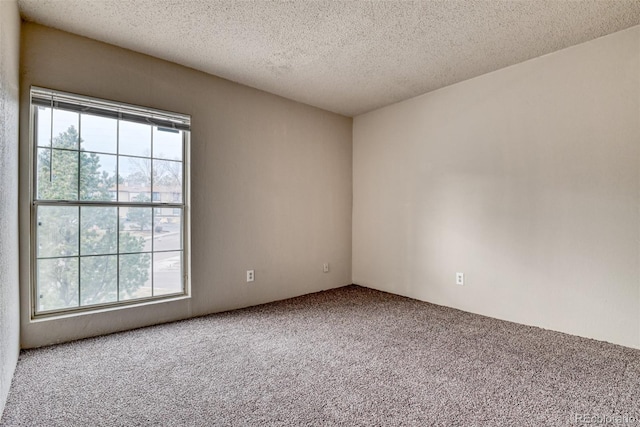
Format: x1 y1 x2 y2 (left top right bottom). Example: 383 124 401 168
19 23 352 348
353 26 640 348
0 0 21 417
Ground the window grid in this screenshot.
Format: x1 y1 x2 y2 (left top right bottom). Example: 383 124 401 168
77 115 82 307
116 118 120 301
31 88 189 317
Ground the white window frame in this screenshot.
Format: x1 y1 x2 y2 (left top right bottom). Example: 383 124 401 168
29 87 191 318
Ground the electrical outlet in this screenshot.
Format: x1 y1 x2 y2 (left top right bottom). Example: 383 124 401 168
456 272 464 286
246 270 255 282
323 263 330 273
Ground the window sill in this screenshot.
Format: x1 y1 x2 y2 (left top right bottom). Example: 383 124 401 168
30 293 191 322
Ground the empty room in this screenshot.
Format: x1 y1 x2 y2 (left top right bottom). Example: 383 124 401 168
1 0 639 425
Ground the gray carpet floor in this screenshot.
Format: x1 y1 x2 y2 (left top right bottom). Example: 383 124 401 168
1 285 639 426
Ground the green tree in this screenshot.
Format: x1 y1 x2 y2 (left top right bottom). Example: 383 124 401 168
126 196 153 231
37 125 150 310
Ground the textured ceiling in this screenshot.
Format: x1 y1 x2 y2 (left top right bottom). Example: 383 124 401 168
17 0 640 117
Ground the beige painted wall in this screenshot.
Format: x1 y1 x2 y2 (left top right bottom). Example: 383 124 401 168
0 0 21 417
19 23 353 348
353 26 640 348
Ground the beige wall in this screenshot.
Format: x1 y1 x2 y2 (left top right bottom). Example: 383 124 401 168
353 26 640 348
0 0 21 416
14 15 639 353
20 23 353 348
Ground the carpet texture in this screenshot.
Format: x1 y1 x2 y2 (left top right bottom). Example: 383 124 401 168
1 285 639 426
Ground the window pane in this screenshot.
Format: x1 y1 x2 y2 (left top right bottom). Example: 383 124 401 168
32 88 189 315
119 207 152 254
119 253 151 301
119 121 151 157
81 207 117 256
37 206 78 258
37 148 79 200
35 148 51 200
153 127 182 161
119 156 151 201
154 208 181 251
81 113 117 154
36 106 52 147
52 109 79 149
80 152 117 201
37 257 79 312
153 160 182 203
153 251 182 296
81 256 117 305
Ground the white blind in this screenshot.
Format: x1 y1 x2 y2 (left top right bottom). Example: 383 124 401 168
31 87 191 132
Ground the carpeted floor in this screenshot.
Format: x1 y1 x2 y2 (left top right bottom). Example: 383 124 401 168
1 285 639 426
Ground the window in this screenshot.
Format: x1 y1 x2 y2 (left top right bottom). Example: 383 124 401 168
30 87 190 316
